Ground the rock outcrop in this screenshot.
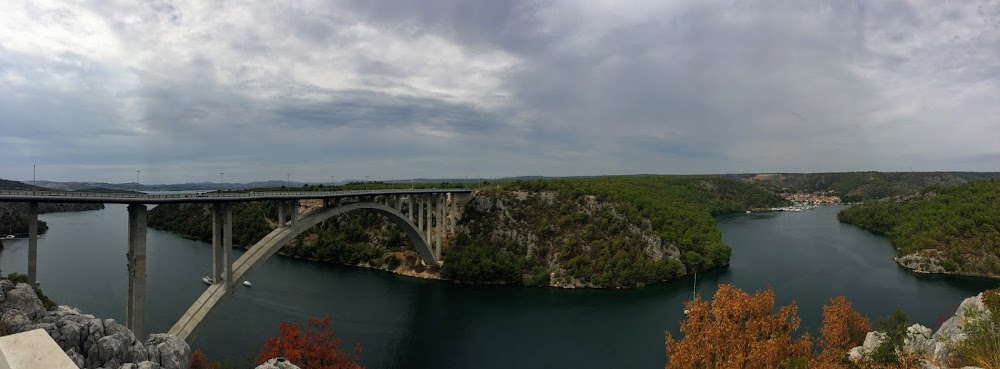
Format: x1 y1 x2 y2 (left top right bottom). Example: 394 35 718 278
848 292 990 369
255 357 302 369
0 280 191 369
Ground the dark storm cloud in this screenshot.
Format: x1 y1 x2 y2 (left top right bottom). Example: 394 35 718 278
1 0 998 182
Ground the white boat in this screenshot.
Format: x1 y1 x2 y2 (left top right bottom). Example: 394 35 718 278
202 276 213 285
684 273 697 315
242 280 252 287
745 210 751 214
2 235 14 240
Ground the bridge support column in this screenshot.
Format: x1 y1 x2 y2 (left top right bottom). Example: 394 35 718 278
27 202 38 286
395 195 402 212
278 201 285 226
436 194 444 260
126 204 148 340
290 200 298 227
449 193 456 232
211 203 234 288
417 196 423 231
408 195 414 222
425 195 432 251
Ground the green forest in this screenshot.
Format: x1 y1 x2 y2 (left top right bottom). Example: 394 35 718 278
838 179 1000 277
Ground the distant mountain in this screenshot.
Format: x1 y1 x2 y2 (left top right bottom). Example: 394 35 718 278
739 171 1000 201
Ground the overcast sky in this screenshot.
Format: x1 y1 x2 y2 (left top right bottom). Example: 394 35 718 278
1 0 999 184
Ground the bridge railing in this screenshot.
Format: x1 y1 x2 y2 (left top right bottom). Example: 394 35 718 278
0 188 472 201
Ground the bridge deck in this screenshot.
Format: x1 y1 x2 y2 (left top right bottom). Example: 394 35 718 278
0 188 474 204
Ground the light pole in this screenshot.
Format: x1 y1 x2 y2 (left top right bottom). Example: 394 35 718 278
136 170 140 192
286 173 290 189
410 179 414 189
220 173 224 192
32 164 36 187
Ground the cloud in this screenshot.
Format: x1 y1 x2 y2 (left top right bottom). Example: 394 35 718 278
1 0 999 183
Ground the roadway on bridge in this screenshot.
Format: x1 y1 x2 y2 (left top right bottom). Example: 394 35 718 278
0 188 475 204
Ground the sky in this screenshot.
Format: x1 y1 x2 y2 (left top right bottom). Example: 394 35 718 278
1 0 999 184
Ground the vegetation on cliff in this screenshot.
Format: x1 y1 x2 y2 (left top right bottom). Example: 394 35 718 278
837 179 1000 277
446 176 787 287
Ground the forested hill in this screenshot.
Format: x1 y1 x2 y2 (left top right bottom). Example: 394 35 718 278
0 179 104 237
742 172 1000 202
448 176 789 287
148 176 787 288
838 179 1000 278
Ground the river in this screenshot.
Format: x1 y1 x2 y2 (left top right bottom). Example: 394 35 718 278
0 205 996 368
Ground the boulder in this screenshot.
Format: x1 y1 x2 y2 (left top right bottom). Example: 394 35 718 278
904 324 934 355
144 333 191 369
0 283 45 320
67 348 85 368
849 331 885 361
119 361 162 369
255 357 302 369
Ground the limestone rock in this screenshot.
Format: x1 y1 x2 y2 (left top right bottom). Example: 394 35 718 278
119 361 162 369
904 324 934 355
849 331 884 361
848 292 991 369
144 334 191 369
0 283 45 320
255 357 302 369
67 347 86 368
0 279 192 369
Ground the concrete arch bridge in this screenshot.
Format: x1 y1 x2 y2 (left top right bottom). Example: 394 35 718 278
0 188 476 342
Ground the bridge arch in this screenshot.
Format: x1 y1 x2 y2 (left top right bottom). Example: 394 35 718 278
168 200 439 342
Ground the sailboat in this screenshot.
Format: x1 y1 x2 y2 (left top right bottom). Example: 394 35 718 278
683 273 697 315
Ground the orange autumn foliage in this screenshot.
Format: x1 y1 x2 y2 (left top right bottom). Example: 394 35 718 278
666 284 922 369
665 284 812 369
190 350 214 369
256 317 364 369
814 296 871 366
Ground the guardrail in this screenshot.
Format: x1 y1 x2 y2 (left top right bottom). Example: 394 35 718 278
0 188 474 203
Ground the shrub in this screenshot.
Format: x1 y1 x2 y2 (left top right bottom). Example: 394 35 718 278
869 308 910 365
257 317 363 369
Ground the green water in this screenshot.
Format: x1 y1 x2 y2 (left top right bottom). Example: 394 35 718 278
0 205 995 368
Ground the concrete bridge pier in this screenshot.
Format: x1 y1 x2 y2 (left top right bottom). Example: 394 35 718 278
425 195 433 252
211 203 233 288
436 194 444 259
407 195 414 222
417 195 424 231
278 201 285 226
27 202 38 286
125 204 148 340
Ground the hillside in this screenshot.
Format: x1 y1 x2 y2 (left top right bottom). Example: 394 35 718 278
148 176 788 288
0 179 104 237
742 172 1000 202
837 179 1000 278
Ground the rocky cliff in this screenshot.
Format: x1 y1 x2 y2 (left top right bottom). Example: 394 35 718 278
848 292 994 369
0 280 191 369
